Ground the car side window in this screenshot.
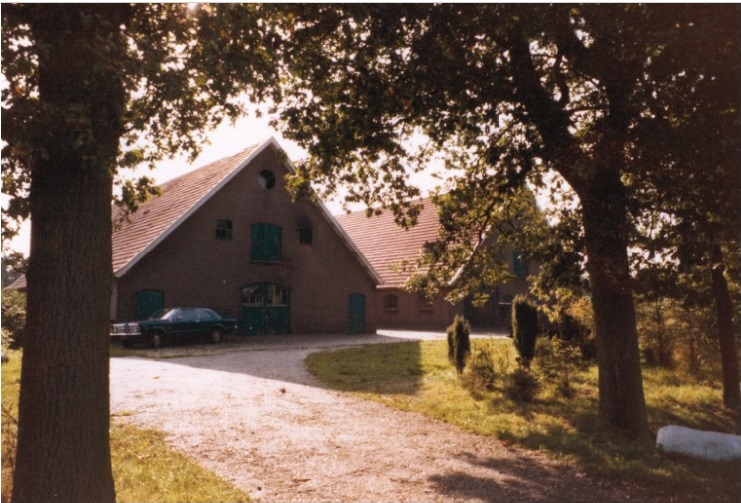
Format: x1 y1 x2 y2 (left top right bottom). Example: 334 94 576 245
178 309 198 322
197 308 218 321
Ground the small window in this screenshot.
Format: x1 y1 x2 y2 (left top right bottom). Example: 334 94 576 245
418 295 434 312
513 251 529 278
241 285 263 306
216 219 232 240
251 223 281 262
257 170 276 189
298 225 313 245
384 294 398 311
266 284 288 306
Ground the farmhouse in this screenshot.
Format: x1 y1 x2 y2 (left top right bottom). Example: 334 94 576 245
108 138 380 334
336 199 533 332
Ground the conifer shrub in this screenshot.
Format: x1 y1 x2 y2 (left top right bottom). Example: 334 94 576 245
512 295 539 366
446 315 471 374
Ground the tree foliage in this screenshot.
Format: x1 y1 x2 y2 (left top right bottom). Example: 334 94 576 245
271 4 740 438
2 4 285 238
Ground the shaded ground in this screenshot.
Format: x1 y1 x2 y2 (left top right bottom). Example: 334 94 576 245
110 332 660 502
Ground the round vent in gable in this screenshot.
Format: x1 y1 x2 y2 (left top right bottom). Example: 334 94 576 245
257 170 276 190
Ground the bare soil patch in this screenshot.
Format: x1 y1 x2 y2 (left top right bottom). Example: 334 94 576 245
110 333 659 502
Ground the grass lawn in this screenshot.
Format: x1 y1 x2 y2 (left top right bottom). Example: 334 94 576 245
305 338 741 501
1 350 250 503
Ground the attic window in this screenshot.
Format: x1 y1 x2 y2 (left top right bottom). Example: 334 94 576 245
298 224 313 245
216 219 232 240
257 170 276 190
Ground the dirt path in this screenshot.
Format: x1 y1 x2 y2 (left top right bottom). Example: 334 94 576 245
109 333 651 502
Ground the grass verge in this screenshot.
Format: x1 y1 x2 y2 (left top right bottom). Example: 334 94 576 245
2 350 250 503
305 338 740 502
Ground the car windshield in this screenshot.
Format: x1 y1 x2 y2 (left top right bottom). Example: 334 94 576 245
148 309 178 321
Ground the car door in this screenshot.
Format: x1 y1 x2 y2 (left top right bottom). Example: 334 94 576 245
196 308 219 337
172 308 199 338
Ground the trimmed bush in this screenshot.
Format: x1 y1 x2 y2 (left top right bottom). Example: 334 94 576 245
447 315 471 374
512 295 538 365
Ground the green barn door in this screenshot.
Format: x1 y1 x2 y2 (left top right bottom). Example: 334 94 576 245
348 293 366 334
240 284 265 335
240 283 289 335
136 290 164 320
265 283 289 335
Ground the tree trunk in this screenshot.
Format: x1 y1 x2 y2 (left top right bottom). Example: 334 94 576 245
12 6 126 502
710 244 741 426
580 172 650 440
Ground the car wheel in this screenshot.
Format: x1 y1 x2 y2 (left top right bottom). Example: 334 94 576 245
149 332 164 348
209 329 223 344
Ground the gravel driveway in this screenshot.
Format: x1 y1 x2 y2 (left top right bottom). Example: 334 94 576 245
110 331 652 502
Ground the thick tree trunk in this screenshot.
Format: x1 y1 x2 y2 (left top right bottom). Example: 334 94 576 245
12 6 126 503
13 157 116 503
580 173 650 440
710 244 741 426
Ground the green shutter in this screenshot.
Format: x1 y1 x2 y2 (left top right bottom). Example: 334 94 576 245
251 223 281 262
266 224 281 260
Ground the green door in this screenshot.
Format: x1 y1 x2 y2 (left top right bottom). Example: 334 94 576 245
136 290 164 320
348 293 366 334
239 283 289 335
265 283 289 335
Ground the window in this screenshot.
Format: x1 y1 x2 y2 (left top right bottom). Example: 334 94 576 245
176 308 198 322
251 223 281 262
216 219 232 240
417 295 434 312
241 284 263 306
383 294 398 311
298 224 313 245
197 308 219 321
257 170 276 189
266 283 288 306
513 251 529 278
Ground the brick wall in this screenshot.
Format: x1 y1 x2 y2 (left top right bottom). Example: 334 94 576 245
115 147 377 334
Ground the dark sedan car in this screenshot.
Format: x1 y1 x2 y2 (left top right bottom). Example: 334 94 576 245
111 307 237 348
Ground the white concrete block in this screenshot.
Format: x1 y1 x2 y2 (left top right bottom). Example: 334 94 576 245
657 425 741 462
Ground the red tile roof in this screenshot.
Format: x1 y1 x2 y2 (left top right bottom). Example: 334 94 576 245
112 143 262 275
111 138 380 285
335 198 441 288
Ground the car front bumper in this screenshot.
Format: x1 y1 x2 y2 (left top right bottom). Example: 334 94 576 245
110 324 143 344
